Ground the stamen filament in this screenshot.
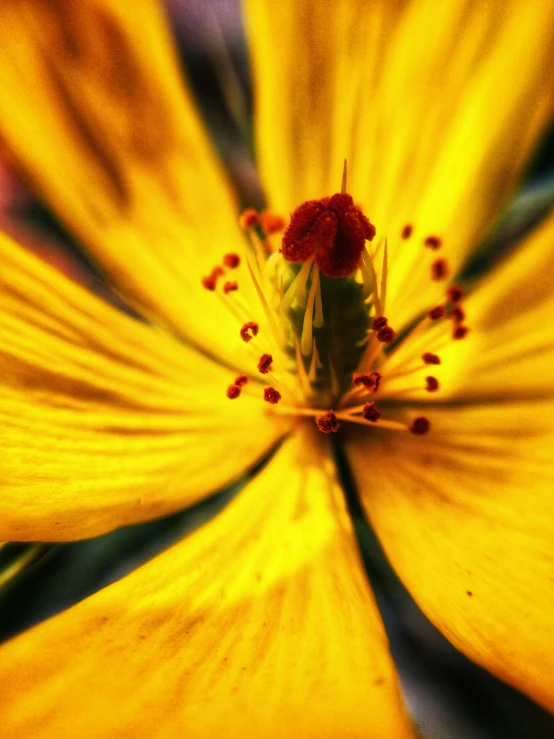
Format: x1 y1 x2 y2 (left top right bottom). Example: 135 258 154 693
357 332 382 372
341 159 348 194
248 227 270 270
245 254 285 347
381 239 388 313
338 384 369 409
362 247 381 316
308 338 321 383
359 257 374 301
378 385 423 398
333 413 409 431
281 258 314 314
301 266 320 356
293 334 313 399
270 404 322 418
384 360 432 382
314 274 324 328
217 289 256 326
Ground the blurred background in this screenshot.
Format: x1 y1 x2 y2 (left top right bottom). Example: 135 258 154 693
0 1 553 737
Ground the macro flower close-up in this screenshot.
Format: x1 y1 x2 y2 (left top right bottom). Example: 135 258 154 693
0 0 554 736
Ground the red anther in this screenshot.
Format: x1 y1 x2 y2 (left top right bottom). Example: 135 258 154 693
431 258 449 281
223 281 238 294
372 316 388 331
422 352 441 365
401 224 413 240
362 401 381 422
377 326 396 344
257 353 273 374
352 371 382 392
227 384 241 399
240 322 259 342
201 275 217 291
281 193 376 278
235 374 248 387
263 386 281 404
450 305 465 324
410 417 430 435
203 266 225 291
316 411 340 434
260 211 286 234
223 253 241 269
428 305 445 320
446 285 463 303
424 235 442 250
239 208 259 229
453 325 469 340
425 376 440 392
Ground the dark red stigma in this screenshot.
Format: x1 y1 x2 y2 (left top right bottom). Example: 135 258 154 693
281 193 375 278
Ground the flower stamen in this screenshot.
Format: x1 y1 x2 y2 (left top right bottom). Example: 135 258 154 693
263 387 281 404
257 353 273 374
425 376 440 392
431 258 449 281
227 384 241 399
422 352 441 365
424 235 442 250
223 253 241 269
240 322 259 342
401 224 413 240
410 417 431 435
362 401 381 422
316 411 340 434
223 281 238 294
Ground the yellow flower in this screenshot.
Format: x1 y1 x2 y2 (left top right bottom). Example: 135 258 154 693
0 0 553 736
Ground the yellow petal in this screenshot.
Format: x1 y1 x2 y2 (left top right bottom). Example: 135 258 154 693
0 233 288 541
0 0 252 364
348 402 554 710
0 431 414 738
244 0 554 328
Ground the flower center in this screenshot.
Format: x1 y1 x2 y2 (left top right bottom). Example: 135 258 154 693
201 163 470 436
